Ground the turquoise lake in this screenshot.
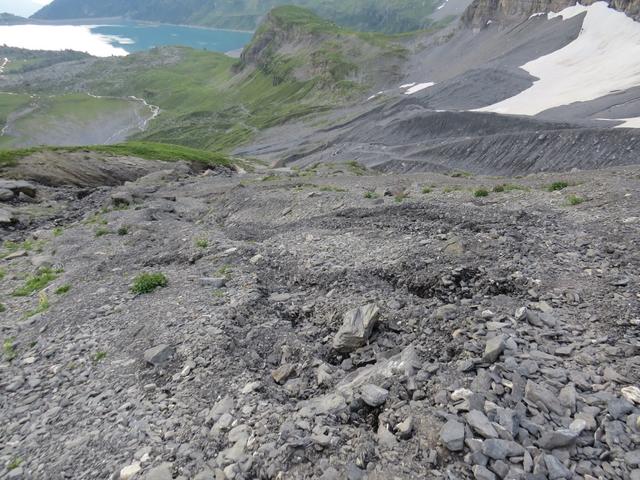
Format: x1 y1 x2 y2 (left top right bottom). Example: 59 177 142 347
91 23 254 54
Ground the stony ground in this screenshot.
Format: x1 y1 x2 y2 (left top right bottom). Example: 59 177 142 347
1 162 639 480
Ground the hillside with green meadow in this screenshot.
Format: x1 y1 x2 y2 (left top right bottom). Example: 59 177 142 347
0 7 410 152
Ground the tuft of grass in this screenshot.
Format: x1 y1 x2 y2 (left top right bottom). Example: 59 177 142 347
450 171 472 178
131 272 168 295
567 195 585 206
0 268 5 281
0 303 5 313
12 268 58 297
24 292 49 318
494 183 528 193
195 238 209 249
363 191 379 199
95 227 110 237
474 188 490 198
346 160 366 176
7 457 22 470
53 227 64 237
3 338 16 361
395 192 409 203
216 265 233 277
117 226 129 236
92 351 107 363
421 187 432 194
55 284 71 295
548 181 569 192
1 239 45 259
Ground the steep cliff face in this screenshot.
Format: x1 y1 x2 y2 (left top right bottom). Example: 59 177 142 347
462 0 640 28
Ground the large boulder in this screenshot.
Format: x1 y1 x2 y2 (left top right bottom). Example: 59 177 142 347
0 180 37 198
333 304 380 353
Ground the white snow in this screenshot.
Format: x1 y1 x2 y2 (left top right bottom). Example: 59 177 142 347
475 2 640 118
399 83 416 89
403 82 435 95
0 25 130 57
612 117 640 128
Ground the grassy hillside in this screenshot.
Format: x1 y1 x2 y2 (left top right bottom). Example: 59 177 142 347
2 7 410 152
32 0 448 33
0 142 231 168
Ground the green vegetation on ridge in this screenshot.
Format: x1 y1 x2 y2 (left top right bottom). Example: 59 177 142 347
34 0 449 33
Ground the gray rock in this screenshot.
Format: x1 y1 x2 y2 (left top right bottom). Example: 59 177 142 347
481 439 525 460
144 344 175 367
144 464 173 480
0 188 14 201
0 207 16 225
483 335 506 363
525 380 565 416
333 304 379 352
0 180 37 198
440 419 465 451
199 277 226 288
396 416 414 439
538 429 578 450
31 255 54 269
631 470 640 480
473 465 497 480
271 364 295 384
466 410 499 439
544 454 573 479
608 398 634 420
360 384 389 407
626 450 640 468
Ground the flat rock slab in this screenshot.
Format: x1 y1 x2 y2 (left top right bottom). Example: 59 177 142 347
144 344 175 367
333 304 380 352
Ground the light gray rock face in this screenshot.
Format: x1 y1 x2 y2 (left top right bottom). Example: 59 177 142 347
466 410 499 439
0 180 37 198
360 384 389 407
482 335 506 363
481 439 525 460
333 304 380 352
440 419 465 451
143 344 175 367
0 207 16 224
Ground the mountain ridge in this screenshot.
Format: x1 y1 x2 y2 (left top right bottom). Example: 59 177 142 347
31 0 454 33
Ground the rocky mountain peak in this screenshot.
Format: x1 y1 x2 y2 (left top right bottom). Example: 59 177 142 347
462 0 640 28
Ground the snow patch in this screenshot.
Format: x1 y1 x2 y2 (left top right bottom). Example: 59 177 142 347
399 83 416 89
476 2 640 117
404 83 435 95
612 117 640 129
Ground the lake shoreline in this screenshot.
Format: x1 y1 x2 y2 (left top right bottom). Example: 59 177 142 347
13 16 256 34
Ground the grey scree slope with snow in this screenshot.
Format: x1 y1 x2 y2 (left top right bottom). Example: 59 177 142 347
235 0 640 175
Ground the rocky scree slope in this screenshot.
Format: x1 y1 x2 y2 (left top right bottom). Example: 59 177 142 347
1 160 639 479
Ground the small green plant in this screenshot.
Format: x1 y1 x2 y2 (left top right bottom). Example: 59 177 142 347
216 265 233 277
53 227 63 237
117 226 129 236
394 192 409 203
261 175 280 182
0 303 5 313
319 185 347 192
474 188 490 198
213 289 225 298
567 195 585 206
25 292 49 318
95 227 110 237
196 238 209 249
364 191 379 199
548 181 569 192
93 351 107 363
131 272 168 294
450 171 472 178
421 187 432 194
7 457 22 470
346 160 366 176
84 214 108 225
12 268 58 297
0 268 5 280
1 239 45 259
3 338 16 361
55 284 71 295
443 185 462 193
494 183 528 193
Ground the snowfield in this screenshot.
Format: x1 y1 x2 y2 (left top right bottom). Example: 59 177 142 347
476 2 640 118
403 82 435 95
